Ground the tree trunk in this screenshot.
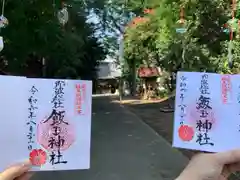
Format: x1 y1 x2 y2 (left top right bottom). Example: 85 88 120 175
130 59 136 96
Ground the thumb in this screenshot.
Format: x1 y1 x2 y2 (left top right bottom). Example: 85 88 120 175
215 149 240 165
0 161 32 180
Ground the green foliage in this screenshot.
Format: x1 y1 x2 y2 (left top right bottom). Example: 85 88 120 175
122 0 240 75
1 0 106 79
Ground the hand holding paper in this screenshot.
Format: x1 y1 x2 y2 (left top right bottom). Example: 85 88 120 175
0 76 92 172
0 161 33 180
176 150 240 180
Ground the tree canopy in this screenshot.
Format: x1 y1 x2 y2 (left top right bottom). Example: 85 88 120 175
2 0 240 83
97 0 240 76
0 0 106 79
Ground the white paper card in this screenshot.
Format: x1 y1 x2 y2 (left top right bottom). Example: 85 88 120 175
27 78 92 171
0 76 92 172
0 76 28 172
172 72 240 152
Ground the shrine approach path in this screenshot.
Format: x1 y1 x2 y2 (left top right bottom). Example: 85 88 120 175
32 95 188 180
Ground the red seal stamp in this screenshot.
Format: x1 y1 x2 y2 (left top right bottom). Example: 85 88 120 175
178 125 194 142
29 149 47 166
221 75 232 104
187 103 217 130
37 116 76 152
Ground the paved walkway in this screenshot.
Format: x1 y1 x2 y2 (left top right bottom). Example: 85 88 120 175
33 95 188 180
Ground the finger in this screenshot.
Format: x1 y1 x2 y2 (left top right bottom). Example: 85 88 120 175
220 163 240 179
0 161 32 180
214 150 240 165
222 164 232 178
219 175 228 180
16 172 34 180
227 162 240 172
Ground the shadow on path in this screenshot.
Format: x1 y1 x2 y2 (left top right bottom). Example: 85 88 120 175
32 96 188 180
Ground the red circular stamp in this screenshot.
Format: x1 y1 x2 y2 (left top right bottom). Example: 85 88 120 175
37 117 76 152
29 149 47 166
178 125 194 141
185 102 217 131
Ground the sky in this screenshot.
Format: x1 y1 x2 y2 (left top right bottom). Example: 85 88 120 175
86 11 99 24
86 11 102 37
86 10 121 59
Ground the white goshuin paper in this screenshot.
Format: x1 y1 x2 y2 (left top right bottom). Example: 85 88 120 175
173 72 240 152
0 76 92 171
0 76 28 172
27 78 92 171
